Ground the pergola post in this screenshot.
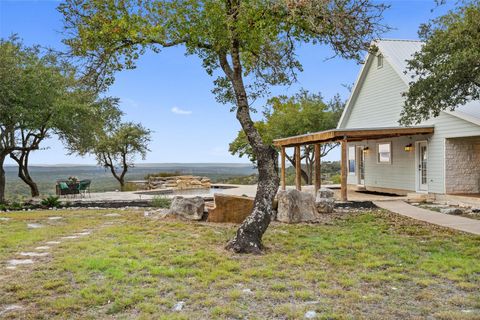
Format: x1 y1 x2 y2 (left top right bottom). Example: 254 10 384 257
280 147 286 191
341 138 348 201
295 145 301 191
314 144 321 195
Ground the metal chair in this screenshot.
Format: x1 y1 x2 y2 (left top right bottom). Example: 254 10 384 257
77 180 91 198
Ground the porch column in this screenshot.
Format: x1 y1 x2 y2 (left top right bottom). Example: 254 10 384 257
295 145 301 191
280 147 286 191
341 138 348 201
314 144 321 194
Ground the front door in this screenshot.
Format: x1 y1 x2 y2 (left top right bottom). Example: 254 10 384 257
357 146 365 186
416 141 428 192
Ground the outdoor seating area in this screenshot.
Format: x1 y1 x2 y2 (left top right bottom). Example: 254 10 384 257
55 179 91 198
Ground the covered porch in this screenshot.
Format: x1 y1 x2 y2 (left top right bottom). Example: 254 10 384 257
273 126 435 201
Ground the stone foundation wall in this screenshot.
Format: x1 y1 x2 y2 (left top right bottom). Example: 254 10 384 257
148 175 211 190
445 137 480 194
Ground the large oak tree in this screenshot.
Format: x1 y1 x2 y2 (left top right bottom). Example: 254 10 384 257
59 0 387 253
401 0 480 125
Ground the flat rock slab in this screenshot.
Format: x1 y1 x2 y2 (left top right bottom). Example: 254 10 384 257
20 252 49 257
0 304 24 316
8 259 34 266
45 241 61 245
35 246 50 251
0 217 11 221
61 235 79 239
48 216 63 220
27 223 43 229
104 213 122 217
75 232 91 236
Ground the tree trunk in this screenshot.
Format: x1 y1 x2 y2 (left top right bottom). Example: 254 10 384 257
226 119 279 254
0 154 6 204
286 154 310 184
11 151 40 198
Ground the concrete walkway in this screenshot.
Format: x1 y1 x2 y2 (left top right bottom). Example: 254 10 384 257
374 200 480 236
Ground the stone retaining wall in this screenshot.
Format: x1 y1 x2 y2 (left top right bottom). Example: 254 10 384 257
148 175 211 190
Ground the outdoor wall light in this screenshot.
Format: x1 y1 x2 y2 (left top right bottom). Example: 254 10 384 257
404 143 413 152
363 147 370 152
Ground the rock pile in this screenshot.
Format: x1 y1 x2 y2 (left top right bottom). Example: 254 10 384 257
148 175 211 190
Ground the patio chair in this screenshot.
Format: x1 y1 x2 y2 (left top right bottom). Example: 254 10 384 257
57 181 70 197
77 180 91 198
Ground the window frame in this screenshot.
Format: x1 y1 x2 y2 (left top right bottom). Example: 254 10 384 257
377 142 392 164
377 54 383 69
348 145 356 174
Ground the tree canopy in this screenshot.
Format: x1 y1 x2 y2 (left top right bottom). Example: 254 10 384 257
401 0 480 125
230 91 344 184
0 37 122 201
92 122 152 190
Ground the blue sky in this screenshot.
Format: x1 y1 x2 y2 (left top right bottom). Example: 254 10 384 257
0 0 453 165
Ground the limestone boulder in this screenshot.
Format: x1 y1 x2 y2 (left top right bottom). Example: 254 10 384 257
317 187 334 199
440 208 464 215
207 194 254 223
277 190 318 223
169 196 205 220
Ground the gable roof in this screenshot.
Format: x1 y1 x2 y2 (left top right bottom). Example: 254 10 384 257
338 39 480 128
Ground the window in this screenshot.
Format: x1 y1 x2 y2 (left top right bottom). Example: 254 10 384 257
377 54 383 69
348 146 356 174
377 142 391 163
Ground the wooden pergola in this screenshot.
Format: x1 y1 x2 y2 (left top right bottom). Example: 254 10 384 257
273 126 435 201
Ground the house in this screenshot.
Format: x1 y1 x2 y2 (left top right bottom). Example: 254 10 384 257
274 39 480 201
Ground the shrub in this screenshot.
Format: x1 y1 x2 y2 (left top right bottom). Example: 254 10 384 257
41 195 61 208
144 171 182 180
331 174 341 184
151 196 171 208
122 182 139 192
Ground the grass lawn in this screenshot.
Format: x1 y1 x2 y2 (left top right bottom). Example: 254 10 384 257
0 209 479 319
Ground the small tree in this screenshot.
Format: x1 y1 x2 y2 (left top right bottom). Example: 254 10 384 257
401 0 480 125
0 37 121 200
59 0 387 253
94 123 151 190
230 91 344 184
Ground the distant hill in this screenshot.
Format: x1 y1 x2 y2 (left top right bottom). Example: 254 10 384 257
4 163 256 200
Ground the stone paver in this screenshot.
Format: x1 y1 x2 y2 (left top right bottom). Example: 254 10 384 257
374 200 480 235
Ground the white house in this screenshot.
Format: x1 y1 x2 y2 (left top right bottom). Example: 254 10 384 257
274 39 480 201
337 39 480 196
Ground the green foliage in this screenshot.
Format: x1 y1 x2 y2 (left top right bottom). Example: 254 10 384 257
230 91 344 162
145 171 182 179
330 174 341 184
217 174 258 185
122 182 139 192
41 196 62 208
151 196 171 208
401 0 480 124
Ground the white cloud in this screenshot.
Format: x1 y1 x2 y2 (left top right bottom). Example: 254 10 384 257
171 106 192 115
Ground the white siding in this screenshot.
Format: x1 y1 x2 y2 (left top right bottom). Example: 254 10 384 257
347 135 429 192
341 58 408 128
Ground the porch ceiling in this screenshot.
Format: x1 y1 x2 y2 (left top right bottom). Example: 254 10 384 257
273 126 435 147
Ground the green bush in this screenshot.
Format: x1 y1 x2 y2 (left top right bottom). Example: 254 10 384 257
122 182 139 192
41 195 62 208
330 174 341 184
145 171 182 180
151 196 171 208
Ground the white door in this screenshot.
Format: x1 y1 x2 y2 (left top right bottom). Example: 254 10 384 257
416 141 428 192
357 146 365 186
